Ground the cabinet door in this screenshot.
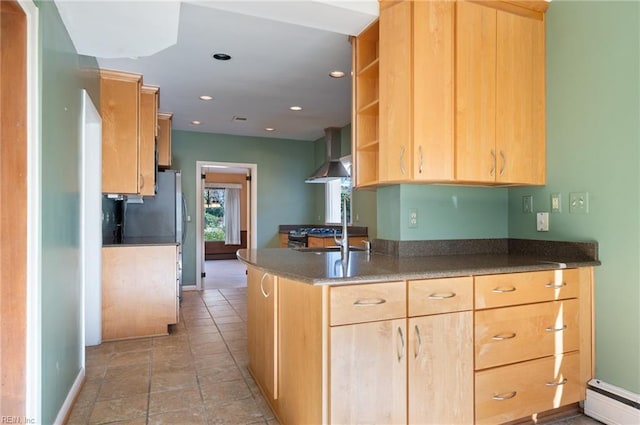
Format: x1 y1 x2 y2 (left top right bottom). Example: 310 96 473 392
455 1 496 183
330 319 407 424
139 86 158 196
246 267 278 400
496 10 545 184
379 0 412 183
409 312 473 424
413 0 455 181
157 112 173 168
101 71 141 194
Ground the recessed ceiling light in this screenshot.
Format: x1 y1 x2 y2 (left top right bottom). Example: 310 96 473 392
199 95 213 101
265 127 275 132
213 53 231 61
289 106 303 111
329 70 345 78
191 120 202 125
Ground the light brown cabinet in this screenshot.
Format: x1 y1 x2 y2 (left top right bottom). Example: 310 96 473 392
352 0 547 188
100 70 141 194
473 268 593 424
247 268 278 400
307 235 368 249
455 0 546 184
101 70 159 195
378 0 455 184
101 244 178 341
139 85 158 196
157 112 173 168
352 19 380 187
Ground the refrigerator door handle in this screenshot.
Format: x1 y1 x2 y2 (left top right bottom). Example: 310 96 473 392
181 195 188 245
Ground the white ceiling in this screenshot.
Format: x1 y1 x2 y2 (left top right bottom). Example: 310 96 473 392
55 1 379 142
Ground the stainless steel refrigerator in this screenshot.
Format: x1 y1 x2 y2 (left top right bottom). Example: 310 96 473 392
124 169 186 295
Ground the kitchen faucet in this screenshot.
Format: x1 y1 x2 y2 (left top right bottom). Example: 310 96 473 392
333 198 349 258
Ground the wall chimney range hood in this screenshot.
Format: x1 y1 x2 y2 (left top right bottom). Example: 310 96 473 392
305 127 350 183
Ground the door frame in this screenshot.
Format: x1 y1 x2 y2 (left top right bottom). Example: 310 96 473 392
195 161 257 290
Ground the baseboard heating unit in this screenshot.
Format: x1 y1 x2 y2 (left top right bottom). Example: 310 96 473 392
584 379 640 424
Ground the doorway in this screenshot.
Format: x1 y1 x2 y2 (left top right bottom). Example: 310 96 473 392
195 161 257 290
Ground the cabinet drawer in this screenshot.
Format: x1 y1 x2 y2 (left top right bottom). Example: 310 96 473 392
475 352 583 425
475 299 579 370
408 276 473 316
330 281 406 326
475 269 579 309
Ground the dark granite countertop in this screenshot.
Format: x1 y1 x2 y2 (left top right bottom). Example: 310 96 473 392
237 239 600 285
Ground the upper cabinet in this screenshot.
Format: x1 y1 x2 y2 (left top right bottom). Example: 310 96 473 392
352 0 547 188
139 85 159 196
352 20 380 188
456 1 546 185
101 70 142 194
157 112 173 168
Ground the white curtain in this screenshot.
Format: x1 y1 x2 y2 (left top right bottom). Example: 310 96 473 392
225 187 241 245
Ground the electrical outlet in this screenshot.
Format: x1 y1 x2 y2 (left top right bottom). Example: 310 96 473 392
551 193 561 213
409 208 418 228
522 195 533 214
569 192 589 214
536 212 549 231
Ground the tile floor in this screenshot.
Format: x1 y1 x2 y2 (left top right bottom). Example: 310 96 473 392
67 287 278 425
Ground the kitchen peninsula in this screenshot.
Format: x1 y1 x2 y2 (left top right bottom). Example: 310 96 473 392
238 239 599 425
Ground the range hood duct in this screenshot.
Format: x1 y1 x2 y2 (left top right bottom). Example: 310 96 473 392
305 127 350 183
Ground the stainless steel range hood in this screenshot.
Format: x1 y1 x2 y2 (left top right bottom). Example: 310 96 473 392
305 127 350 183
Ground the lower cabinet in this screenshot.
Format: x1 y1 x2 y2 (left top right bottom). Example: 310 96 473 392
102 244 178 341
246 266 593 424
246 268 278 400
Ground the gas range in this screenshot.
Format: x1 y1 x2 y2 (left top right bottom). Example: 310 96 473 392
287 227 341 247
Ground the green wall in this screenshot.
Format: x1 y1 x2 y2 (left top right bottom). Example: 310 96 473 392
38 1 100 423
377 185 508 240
508 0 640 393
172 130 318 285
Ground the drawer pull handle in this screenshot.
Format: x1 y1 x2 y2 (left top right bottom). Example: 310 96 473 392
353 298 387 306
259 273 270 298
545 378 568 387
492 391 517 401
492 286 516 293
428 292 456 300
397 326 405 362
492 332 517 341
545 282 567 289
414 325 422 358
545 325 568 332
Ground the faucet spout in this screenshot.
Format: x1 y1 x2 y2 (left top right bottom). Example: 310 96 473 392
333 198 349 258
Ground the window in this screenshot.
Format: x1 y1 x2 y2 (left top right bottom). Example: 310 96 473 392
203 188 225 241
325 158 352 224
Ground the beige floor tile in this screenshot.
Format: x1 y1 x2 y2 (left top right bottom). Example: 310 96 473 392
73 381 102 408
66 403 92 425
104 363 150 381
150 371 199 392
189 332 224 344
85 364 107 383
190 341 229 356
216 322 246 332
152 358 196 374
194 352 236 370
148 388 203 416
196 366 244 383
220 330 246 343
108 350 151 367
112 338 153 353
88 394 148 424
213 315 243 325
204 397 265 425
97 376 150 401
147 408 208 425
200 379 253 405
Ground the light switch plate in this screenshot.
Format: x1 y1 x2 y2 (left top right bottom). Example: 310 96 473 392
537 212 549 232
551 193 561 213
569 192 589 214
522 195 533 214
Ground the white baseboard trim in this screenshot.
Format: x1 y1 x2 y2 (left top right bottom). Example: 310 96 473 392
53 368 85 425
182 284 198 291
585 379 640 425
